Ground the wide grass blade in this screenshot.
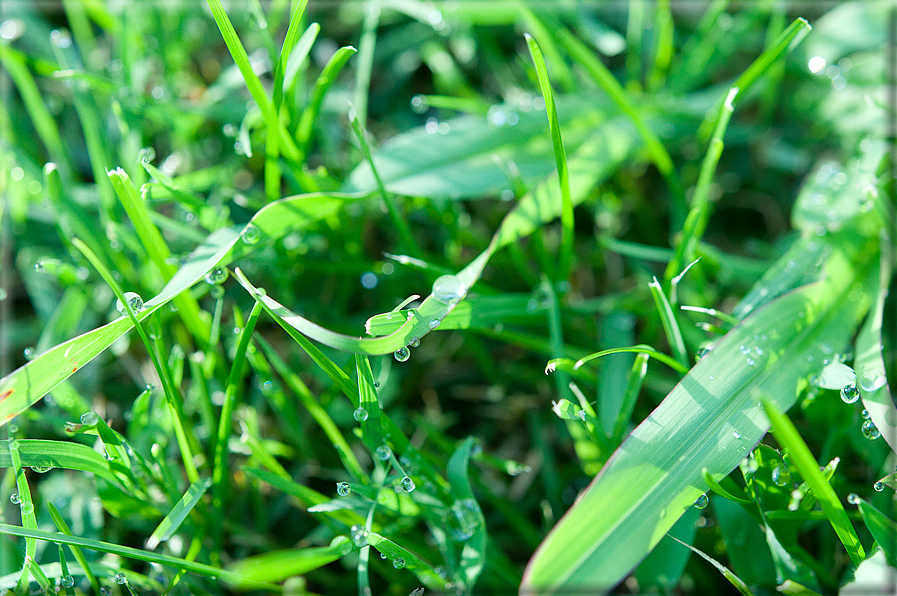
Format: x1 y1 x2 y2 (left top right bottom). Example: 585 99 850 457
225 539 353 587
0 439 116 482
521 227 878 594
853 496 897 566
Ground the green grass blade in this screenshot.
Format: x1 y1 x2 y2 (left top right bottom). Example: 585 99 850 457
612 353 650 442
648 277 689 367
853 496 897 566
669 536 754 596
47 502 101 594
0 523 277 590
23 556 53 595
761 400 865 565
296 46 358 157
522 228 877 594
146 477 212 551
225 539 353 587
243 466 363 527
547 345 689 376
665 87 738 283
355 354 384 453
0 439 115 482
701 469 753 505
648 0 675 90
352 1 379 128
273 0 309 110
365 533 446 589
8 437 37 593
447 437 487 592
525 33 574 283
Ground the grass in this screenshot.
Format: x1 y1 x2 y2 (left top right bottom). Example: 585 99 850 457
0 1 894 595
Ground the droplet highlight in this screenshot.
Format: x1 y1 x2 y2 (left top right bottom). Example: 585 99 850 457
115 292 145 315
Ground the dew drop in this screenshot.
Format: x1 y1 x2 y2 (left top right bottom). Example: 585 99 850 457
204 267 228 285
394 347 410 362
353 407 368 422
61 575 75 588
30 466 52 473
80 411 99 425
739 345 750 355
393 557 405 569
115 292 145 315
861 409 870 419
772 465 790 487
401 476 415 492
428 318 441 330
577 410 586 421
874 481 886 492
847 493 860 505
380 552 387 559
860 370 886 392
210 285 224 299
101 586 112 595
23 346 35 361
114 572 127 585
350 524 369 547
375 445 392 461
693 494 709 509
409 337 420 348
20 502 33 515
841 383 860 404
241 223 261 245
732 430 742 440
336 482 351 497
10 493 20 504
861 419 881 440
432 274 466 305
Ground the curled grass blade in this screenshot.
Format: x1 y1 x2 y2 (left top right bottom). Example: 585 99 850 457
546 345 689 376
525 33 573 283
760 399 865 565
648 276 689 367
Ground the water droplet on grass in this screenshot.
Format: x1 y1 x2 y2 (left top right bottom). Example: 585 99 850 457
30 466 52 473
241 224 260 245
861 409 870 419
336 482 351 497
841 384 860 403
874 481 886 492
10 493 20 504
393 557 405 569
862 419 880 440
114 573 127 585
693 494 709 509
116 292 145 315
428 318 441 329
61 575 75 588
394 347 410 362
380 552 387 559
80 412 99 425
375 445 392 461
847 493 860 505
210 285 224 299
20 502 33 515
350 524 369 547
860 370 886 392
204 268 227 285
23 347 34 361
432 275 466 305
401 476 415 492
448 498 480 540
772 465 790 486
353 407 368 422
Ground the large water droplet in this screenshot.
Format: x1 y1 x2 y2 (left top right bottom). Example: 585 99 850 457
20 501 33 515
874 481 886 492
241 224 261 245
61 575 75 588
114 572 127 585
693 494 709 509
116 292 145 315
350 524 369 547
401 476 415 492
860 370 887 392
428 318 441 330
353 407 368 422
10 493 20 504
23 346 35 361
432 275 466 305
80 411 99 425
447 498 479 541
393 557 405 569
204 268 228 285
375 445 392 461
336 482 351 497
394 347 410 362
841 384 860 403
861 419 881 440
772 465 790 487
30 466 52 473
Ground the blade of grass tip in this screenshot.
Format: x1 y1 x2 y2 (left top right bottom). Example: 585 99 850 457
295 45 358 158
526 33 574 285
352 0 379 129
23 556 54 594
146 477 212 551
761 399 865 565
273 0 310 111
648 0 675 91
106 168 208 346
211 300 263 565
680 305 741 328
648 276 689 368
518 8 575 93
556 29 685 222
8 438 37 593
57 544 70 596
348 104 420 255
665 87 738 284
547 345 689 375
696 17 811 143
205 0 301 163
670 257 701 309
701 468 753 505
47 502 100 594
71 238 199 484
256 335 366 481
0 523 275 589
355 354 384 453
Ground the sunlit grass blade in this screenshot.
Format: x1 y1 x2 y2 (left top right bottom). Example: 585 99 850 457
0 524 276 589
272 0 309 110
146 477 211 551
665 87 738 283
525 33 573 283
702 469 753 505
8 436 37 593
225 539 353 587
546 345 689 376
0 439 115 482
23 556 53 595
853 496 897 566
355 354 384 453
760 400 865 565
296 45 358 158
648 277 689 368
365 533 446 589
612 353 650 443
447 437 487 591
